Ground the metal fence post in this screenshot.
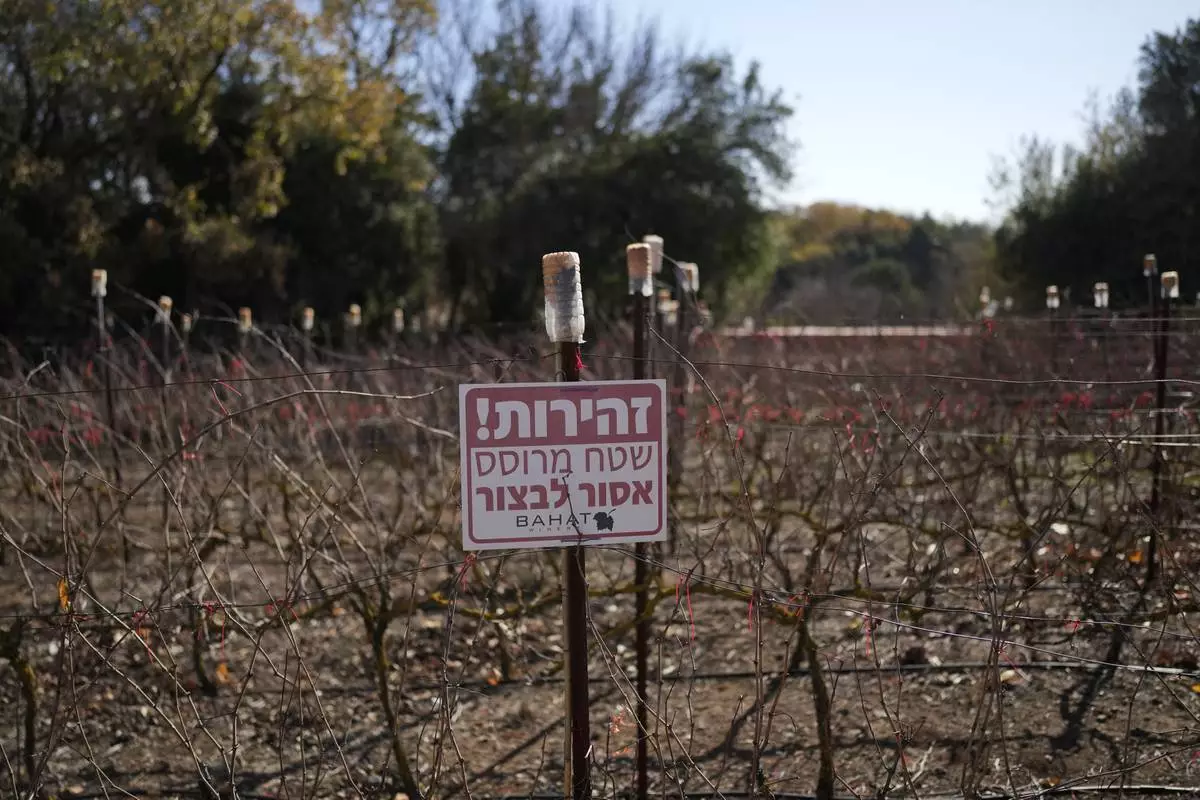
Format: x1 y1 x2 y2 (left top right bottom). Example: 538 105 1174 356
543 251 591 800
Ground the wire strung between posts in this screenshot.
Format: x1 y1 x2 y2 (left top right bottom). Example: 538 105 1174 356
8 328 1200 402
2 354 1195 403
586 352 1200 389
0 350 559 403
10 542 1200 654
3 546 1183 625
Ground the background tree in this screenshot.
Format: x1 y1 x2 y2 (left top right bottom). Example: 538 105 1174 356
0 0 798 342
431 0 794 328
762 202 995 324
4 0 1033 344
0 0 436 339
991 18 1200 309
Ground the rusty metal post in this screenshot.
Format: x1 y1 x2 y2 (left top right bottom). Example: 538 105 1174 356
543 251 590 800
1148 269 1178 582
627 242 653 800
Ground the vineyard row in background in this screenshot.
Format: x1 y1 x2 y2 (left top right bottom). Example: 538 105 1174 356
1 263 1200 799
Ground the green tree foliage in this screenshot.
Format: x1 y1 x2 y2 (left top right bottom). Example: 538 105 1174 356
0 0 438 337
432 0 794 327
762 202 995 323
0 0 797 341
991 19 1200 307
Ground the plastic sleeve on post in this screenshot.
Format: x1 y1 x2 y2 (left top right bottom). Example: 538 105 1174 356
92 269 108 298
1162 271 1180 299
542 251 586 343
626 243 653 297
238 307 253 333
157 296 173 325
642 235 664 274
676 262 698 294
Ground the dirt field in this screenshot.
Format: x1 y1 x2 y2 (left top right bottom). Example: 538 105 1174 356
2 316 1200 799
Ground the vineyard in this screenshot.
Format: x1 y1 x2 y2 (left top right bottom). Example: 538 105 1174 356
1 307 1199 800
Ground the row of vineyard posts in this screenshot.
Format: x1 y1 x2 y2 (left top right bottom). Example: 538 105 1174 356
79 245 1185 799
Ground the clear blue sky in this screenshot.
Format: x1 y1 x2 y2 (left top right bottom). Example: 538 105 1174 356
562 0 1199 224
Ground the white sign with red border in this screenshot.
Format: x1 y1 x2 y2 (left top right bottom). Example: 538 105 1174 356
459 380 668 550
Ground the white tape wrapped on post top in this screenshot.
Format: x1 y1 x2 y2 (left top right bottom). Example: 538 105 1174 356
642 235 664 274
626 243 653 297
542 251 585 343
1162 270 1180 299
157 296 173 325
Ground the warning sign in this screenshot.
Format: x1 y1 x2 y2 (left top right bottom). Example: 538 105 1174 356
459 380 668 550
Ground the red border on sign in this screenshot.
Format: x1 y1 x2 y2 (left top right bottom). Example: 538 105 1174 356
460 380 668 549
